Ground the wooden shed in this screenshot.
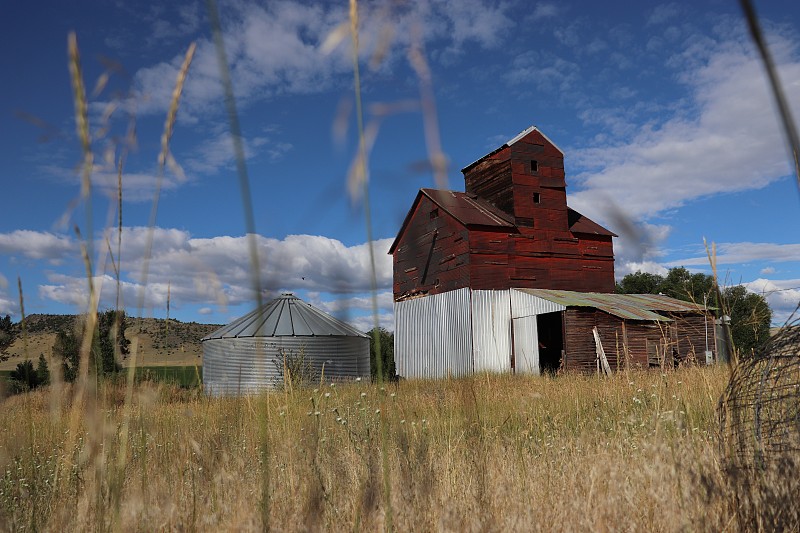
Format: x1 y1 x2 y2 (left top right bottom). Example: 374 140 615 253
390 126 616 301
515 289 716 372
393 288 716 379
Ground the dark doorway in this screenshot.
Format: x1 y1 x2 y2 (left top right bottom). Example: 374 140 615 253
537 312 563 373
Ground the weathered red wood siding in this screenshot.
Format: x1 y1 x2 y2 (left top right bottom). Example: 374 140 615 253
669 312 714 364
463 149 513 214
509 132 568 231
561 309 714 373
562 309 628 372
392 195 470 298
393 127 616 300
460 129 614 293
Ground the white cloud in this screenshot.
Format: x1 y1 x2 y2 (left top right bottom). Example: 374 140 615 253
569 31 800 223
311 291 394 315
743 278 800 325
531 2 559 21
39 162 186 204
761 266 776 275
669 242 800 267
198 307 213 315
306 291 394 334
14 227 394 314
184 131 272 175
438 0 511 51
647 4 681 26
0 230 77 263
615 260 669 279
128 0 514 117
0 274 16 316
506 51 580 92
0 295 16 316
347 312 394 333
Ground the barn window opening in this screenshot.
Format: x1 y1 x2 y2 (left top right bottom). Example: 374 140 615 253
533 192 541 204
531 160 538 172
430 208 439 219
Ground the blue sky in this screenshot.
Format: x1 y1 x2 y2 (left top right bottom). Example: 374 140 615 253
1 0 799 330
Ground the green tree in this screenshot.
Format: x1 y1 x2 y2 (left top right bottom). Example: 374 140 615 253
95 310 129 374
36 353 50 387
616 271 664 295
660 267 716 305
369 327 397 381
54 328 80 382
0 314 14 352
53 310 129 382
723 285 772 356
9 359 40 393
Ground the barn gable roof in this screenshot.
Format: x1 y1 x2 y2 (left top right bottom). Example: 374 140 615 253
202 293 368 339
568 208 617 237
389 188 616 254
514 288 709 322
461 125 564 173
388 188 515 254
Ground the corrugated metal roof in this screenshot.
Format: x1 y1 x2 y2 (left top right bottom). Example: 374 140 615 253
568 208 617 237
202 294 368 340
515 289 709 322
422 189 515 228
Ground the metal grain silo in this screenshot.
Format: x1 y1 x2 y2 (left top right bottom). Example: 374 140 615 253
202 293 370 395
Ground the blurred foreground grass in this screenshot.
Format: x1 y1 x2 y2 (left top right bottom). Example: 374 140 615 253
0 366 741 531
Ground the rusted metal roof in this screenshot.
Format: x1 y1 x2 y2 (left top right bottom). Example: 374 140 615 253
515 289 709 322
568 208 617 237
202 293 368 340
388 188 515 255
421 189 515 227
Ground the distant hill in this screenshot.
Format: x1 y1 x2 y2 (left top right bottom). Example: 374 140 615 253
0 314 222 369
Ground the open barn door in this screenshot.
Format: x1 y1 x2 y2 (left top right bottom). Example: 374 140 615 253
512 315 540 375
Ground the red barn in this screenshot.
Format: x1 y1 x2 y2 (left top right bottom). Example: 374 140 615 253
390 126 616 301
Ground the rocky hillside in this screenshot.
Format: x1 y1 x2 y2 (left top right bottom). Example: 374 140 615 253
0 314 221 369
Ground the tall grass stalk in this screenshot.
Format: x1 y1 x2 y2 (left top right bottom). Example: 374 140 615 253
348 1 394 529
136 41 196 318
206 0 272 527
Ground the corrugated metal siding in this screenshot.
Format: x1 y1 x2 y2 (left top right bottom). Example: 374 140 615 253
511 288 566 317
203 336 369 395
394 288 473 379
513 315 539 374
471 290 512 372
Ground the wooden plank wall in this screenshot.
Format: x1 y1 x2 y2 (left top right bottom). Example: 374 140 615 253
463 150 513 214
509 133 568 232
392 195 471 299
469 229 615 292
671 313 714 364
563 309 628 372
562 309 712 372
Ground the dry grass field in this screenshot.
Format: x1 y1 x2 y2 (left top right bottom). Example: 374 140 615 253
1 365 781 532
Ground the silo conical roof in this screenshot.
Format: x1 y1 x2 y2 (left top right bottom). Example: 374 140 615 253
202 293 368 340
